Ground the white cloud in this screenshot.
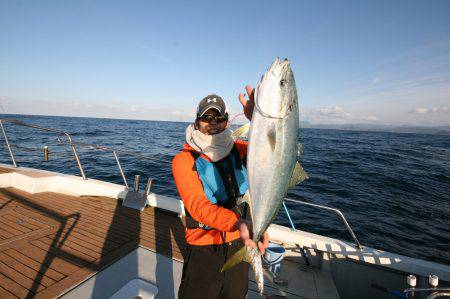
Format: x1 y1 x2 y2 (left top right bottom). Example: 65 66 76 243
314 38 450 125
410 106 449 114
2 98 196 122
304 106 353 124
71 102 95 109
410 107 429 114
106 104 122 110
360 115 379 121
431 107 449 113
303 106 381 124
129 105 139 112
318 106 346 116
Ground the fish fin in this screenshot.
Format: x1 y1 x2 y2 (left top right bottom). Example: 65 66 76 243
221 246 250 272
288 161 309 188
231 123 250 139
267 125 276 151
237 191 251 205
237 191 254 222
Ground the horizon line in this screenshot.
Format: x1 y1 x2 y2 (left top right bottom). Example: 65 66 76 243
1 113 449 134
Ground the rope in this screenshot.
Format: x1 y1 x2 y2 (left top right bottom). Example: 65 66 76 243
7 143 173 164
11 144 74 158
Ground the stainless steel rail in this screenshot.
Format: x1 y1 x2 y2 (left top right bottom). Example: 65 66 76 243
428 292 450 299
284 197 363 250
0 118 87 179
113 151 129 189
67 139 172 163
403 288 450 299
0 118 131 186
0 120 17 168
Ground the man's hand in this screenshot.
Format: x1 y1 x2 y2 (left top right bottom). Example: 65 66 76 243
239 84 255 121
258 232 269 255
235 218 270 254
235 218 256 249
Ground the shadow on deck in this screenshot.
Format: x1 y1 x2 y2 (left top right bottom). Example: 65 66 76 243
0 187 186 298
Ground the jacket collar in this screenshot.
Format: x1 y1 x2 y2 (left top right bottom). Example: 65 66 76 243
182 143 214 162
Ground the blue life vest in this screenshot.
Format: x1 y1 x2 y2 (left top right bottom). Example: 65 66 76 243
185 145 248 230
194 146 248 206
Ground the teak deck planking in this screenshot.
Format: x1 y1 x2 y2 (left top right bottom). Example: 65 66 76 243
0 184 186 299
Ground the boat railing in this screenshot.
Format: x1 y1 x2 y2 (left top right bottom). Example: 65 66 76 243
0 118 89 178
0 118 159 189
1 118 363 249
403 288 450 299
283 197 363 250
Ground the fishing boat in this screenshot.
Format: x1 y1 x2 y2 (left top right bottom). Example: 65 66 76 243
0 118 448 298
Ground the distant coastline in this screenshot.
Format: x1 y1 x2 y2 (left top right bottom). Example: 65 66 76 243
1 113 449 136
300 121 450 136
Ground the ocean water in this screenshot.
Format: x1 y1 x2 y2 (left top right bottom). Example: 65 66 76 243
1 114 449 265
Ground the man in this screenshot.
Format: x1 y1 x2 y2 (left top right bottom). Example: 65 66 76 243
172 85 269 299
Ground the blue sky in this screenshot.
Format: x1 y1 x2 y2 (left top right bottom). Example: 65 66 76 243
1 0 450 125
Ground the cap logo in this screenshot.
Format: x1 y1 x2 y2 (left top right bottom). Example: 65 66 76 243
207 98 217 103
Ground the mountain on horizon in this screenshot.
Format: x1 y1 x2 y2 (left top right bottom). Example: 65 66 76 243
300 121 450 135
1 113 449 136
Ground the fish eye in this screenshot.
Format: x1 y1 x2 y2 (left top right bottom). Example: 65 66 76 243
288 101 296 112
280 79 286 87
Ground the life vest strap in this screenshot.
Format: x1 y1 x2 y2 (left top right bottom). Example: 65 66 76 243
184 144 246 230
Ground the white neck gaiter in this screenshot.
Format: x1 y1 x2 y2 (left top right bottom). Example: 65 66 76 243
185 124 234 162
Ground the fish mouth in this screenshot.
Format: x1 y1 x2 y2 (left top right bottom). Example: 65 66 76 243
268 58 290 77
255 58 294 119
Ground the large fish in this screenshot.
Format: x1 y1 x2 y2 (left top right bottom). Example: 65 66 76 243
225 58 307 294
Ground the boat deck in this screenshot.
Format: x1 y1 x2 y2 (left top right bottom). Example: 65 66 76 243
0 164 338 298
0 186 186 298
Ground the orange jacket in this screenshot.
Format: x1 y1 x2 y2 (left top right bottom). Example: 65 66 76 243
172 140 248 245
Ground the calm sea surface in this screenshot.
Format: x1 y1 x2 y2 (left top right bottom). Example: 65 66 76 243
1 114 449 265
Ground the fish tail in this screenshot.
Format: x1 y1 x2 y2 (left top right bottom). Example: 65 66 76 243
231 123 250 139
221 246 265 294
221 246 248 272
251 254 264 295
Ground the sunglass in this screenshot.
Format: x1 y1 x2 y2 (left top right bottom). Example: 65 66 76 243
199 114 228 123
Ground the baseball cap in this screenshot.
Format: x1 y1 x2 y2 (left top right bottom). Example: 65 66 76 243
196 94 227 118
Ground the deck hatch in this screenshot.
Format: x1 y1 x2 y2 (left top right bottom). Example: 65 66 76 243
0 206 54 251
